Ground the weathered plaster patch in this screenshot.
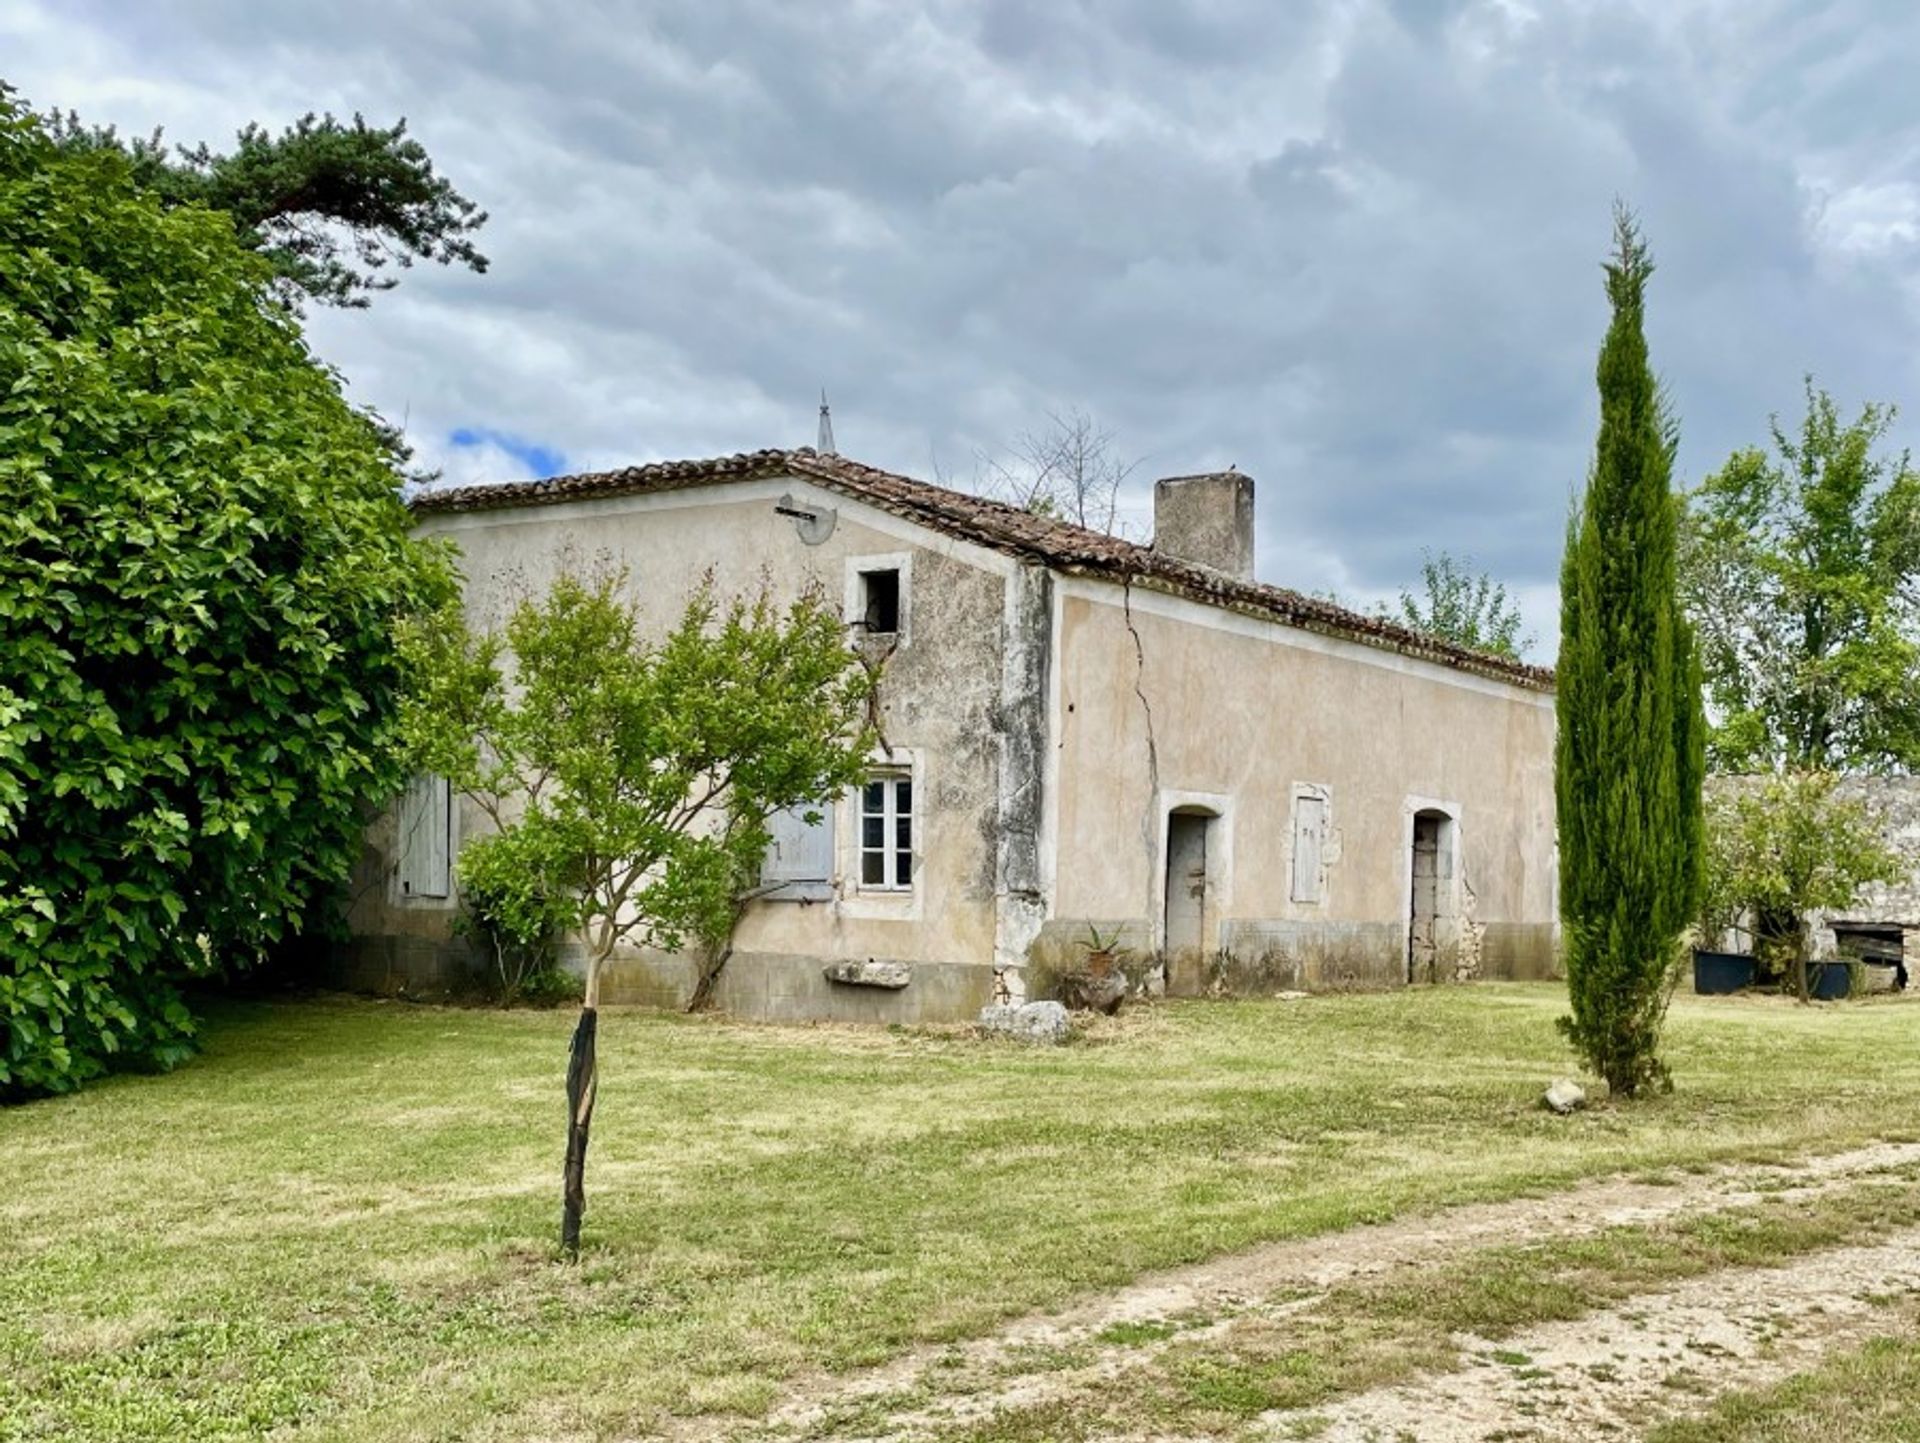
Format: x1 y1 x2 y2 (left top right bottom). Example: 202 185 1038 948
992 564 1054 1002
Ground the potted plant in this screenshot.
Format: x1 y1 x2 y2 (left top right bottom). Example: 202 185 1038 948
1060 925 1130 1014
1694 795 1755 994
1079 923 1125 979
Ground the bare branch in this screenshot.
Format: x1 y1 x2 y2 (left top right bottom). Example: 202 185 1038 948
974 405 1136 534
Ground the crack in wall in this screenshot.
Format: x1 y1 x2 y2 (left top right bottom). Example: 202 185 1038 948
1122 578 1162 928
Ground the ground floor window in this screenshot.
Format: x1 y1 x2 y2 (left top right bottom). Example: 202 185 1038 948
859 772 913 890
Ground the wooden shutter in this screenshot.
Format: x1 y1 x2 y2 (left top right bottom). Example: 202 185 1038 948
1291 794 1326 904
398 774 451 899
762 803 835 899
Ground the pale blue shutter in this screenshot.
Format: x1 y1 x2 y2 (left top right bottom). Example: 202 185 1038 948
762 803 835 900
1291 795 1326 904
398 774 451 898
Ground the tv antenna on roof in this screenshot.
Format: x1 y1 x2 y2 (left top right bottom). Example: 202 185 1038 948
817 389 836 456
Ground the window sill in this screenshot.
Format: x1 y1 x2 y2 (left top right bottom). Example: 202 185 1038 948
759 881 835 903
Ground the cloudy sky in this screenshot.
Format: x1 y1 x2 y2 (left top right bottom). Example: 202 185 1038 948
8 0 1920 655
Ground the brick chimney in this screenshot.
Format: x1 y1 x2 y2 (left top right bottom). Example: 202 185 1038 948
1152 471 1255 580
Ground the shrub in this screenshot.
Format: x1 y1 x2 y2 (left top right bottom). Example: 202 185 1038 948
452 834 579 1006
0 95 451 1096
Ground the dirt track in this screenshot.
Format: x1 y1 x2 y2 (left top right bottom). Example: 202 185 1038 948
674 1141 1920 1442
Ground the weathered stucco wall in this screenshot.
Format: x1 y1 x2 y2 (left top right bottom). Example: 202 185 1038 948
338 476 1030 1021
340 472 1561 1017
1031 579 1558 994
335 798 486 994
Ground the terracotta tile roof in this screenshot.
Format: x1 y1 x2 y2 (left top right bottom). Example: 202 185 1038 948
411 448 1553 691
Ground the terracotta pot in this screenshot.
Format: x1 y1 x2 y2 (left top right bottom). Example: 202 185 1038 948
1085 950 1115 979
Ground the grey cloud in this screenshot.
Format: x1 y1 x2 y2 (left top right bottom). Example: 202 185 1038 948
14 0 1920 656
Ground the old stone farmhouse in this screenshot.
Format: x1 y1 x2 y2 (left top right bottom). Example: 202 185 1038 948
340 448 1559 1020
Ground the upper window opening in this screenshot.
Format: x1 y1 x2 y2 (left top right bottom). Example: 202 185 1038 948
860 568 901 635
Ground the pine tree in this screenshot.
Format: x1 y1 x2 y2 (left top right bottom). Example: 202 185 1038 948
42 103 486 309
1556 208 1706 1096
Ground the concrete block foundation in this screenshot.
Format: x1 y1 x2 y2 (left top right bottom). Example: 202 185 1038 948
595 950 998 1024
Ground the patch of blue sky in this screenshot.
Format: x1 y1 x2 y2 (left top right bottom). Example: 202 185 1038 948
449 426 567 477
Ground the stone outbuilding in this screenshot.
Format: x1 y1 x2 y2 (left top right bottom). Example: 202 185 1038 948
1699 775 1919 987
1813 777 1919 984
339 448 1559 1020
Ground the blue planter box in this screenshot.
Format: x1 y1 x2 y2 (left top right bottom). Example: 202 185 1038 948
1801 960 1853 1001
1693 950 1756 995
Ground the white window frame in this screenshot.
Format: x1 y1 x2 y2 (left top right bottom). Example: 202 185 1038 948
857 768 916 893
845 551 913 645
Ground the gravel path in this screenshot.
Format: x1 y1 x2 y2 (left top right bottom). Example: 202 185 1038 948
1275 1229 1920 1442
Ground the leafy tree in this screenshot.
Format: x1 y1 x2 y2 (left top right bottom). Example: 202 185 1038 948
1702 774 1900 1000
1681 381 1920 774
44 103 487 308
0 97 452 1098
1555 209 1707 1097
399 567 874 1254
1392 550 1530 658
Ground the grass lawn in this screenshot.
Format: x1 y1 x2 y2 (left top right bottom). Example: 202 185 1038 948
1646 1332 1920 1443
3 984 1918 1442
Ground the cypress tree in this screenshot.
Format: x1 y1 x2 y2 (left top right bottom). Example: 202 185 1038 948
1556 208 1706 1096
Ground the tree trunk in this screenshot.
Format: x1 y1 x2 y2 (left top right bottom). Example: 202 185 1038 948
685 940 733 1013
560 959 602 1257
685 898 755 1013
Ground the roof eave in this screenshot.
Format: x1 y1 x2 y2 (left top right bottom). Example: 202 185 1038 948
407 449 1554 692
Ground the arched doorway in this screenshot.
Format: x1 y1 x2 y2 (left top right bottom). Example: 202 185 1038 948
1408 808 1457 984
1164 805 1219 996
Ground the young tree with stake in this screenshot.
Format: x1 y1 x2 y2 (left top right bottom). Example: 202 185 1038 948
400 568 874 1254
